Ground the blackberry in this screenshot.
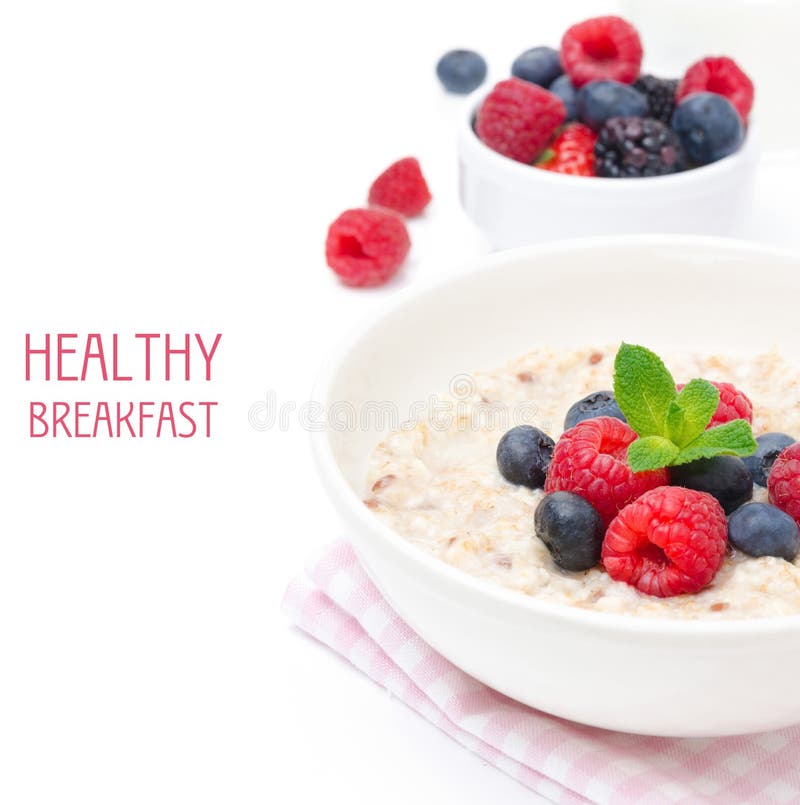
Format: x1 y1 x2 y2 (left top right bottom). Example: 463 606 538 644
633 74 678 123
595 116 687 178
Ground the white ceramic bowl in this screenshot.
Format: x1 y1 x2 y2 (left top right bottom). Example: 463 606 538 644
312 236 800 737
458 95 760 250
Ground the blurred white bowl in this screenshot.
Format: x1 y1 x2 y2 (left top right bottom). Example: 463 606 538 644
458 94 759 250
313 236 800 737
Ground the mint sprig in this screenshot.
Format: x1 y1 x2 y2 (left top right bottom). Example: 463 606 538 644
613 343 757 473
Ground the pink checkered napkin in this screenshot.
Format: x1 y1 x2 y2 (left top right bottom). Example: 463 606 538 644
283 541 800 805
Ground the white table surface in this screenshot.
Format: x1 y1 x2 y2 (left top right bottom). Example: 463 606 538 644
2 1 797 803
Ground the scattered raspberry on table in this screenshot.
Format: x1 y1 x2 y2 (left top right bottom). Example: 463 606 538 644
325 208 410 288
368 157 432 218
602 486 728 597
544 416 669 527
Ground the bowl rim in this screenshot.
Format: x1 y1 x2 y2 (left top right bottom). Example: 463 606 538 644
459 87 759 192
311 235 800 637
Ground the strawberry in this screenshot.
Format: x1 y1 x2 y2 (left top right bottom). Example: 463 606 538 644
536 123 597 177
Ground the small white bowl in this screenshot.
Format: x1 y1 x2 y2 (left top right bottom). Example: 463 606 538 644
313 236 800 737
458 94 760 250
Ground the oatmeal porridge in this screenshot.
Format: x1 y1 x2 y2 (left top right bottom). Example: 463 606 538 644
365 345 800 619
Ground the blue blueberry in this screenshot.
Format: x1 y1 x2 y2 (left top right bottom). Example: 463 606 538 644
548 74 578 121
534 492 604 571
511 46 563 88
496 425 555 489
564 391 627 430
436 49 487 94
728 502 800 561
577 80 648 131
671 92 745 165
670 456 753 515
743 433 797 487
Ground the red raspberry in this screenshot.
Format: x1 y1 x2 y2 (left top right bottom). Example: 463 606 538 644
325 208 410 288
602 486 727 597
769 443 800 528
476 78 566 164
676 56 754 124
368 157 432 218
544 417 669 526
560 16 643 88
676 381 753 428
536 123 597 177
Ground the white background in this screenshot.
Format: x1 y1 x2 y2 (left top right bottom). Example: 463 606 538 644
0 2 795 803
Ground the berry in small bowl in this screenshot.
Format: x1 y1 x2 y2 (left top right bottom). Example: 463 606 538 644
577 80 648 130
548 75 579 121
458 15 759 247
511 46 563 88
594 117 687 178
561 16 643 87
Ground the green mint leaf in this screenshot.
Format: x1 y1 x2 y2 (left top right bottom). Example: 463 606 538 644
613 343 758 473
665 379 720 448
665 401 687 447
628 436 681 473
673 419 758 466
613 343 678 438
